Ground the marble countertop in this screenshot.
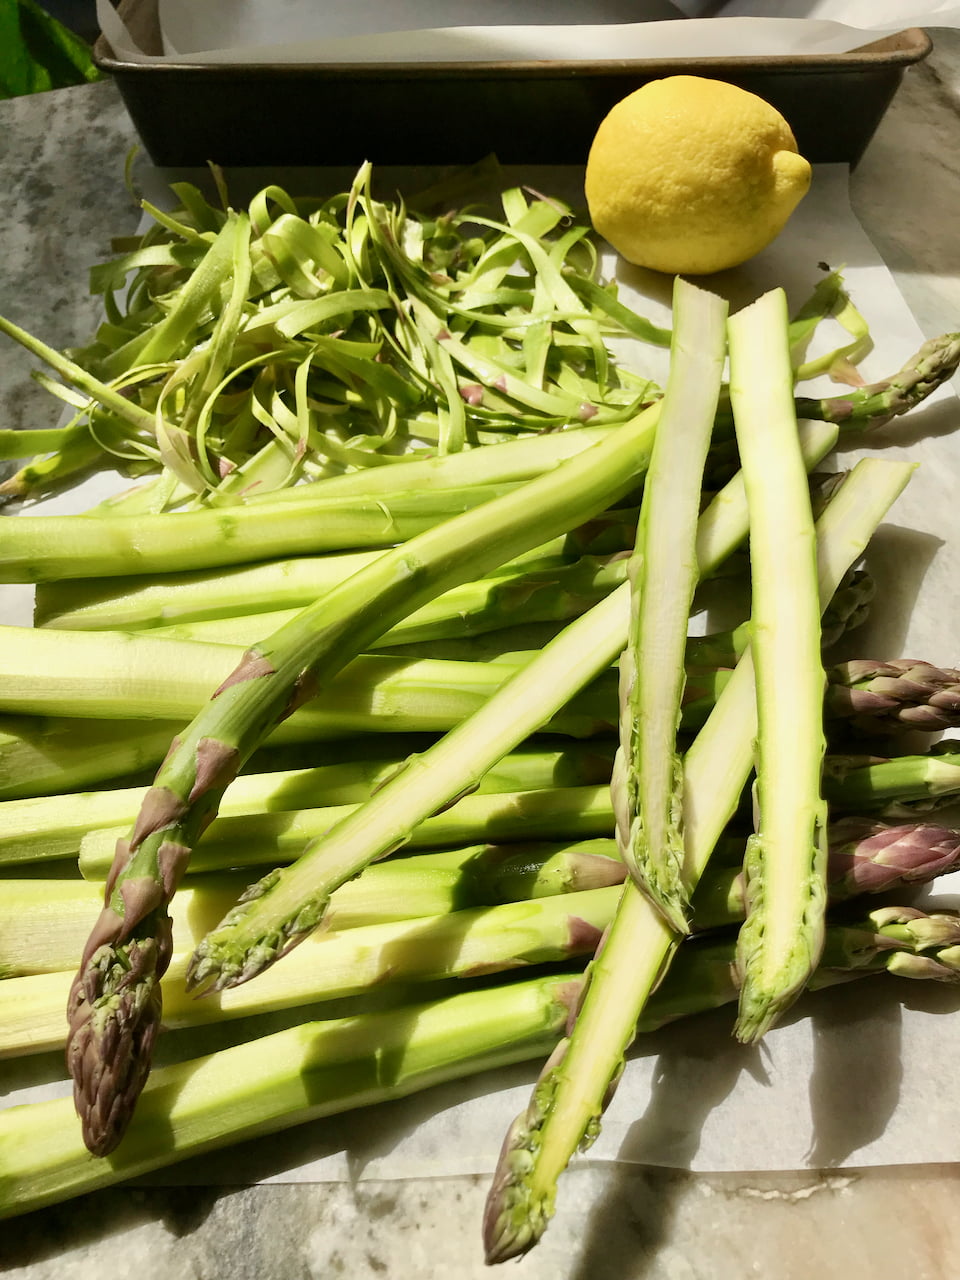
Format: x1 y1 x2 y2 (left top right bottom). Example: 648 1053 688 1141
2 31 960 1279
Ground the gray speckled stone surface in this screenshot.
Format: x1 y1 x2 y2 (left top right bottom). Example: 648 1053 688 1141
2 28 960 1279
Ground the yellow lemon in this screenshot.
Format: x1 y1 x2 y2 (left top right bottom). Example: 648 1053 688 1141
584 75 812 276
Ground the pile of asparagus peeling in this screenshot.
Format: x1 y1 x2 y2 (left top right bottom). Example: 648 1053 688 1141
1 170 960 1260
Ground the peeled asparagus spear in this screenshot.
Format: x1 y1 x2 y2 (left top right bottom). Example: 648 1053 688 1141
3 885 623 1058
0 741 616 865
614 279 727 930
66 400 664 1157
728 289 830 1044
5 903 960 1221
1 839 626 977
481 456 915 1263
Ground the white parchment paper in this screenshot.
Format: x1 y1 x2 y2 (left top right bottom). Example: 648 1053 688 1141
94 0 959 65
3 163 960 1182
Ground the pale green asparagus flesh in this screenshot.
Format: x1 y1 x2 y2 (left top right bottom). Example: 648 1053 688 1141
728 289 829 1044
614 278 727 930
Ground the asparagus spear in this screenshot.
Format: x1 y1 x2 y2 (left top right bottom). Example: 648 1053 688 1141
66 400 663 1157
825 660 960 733
0 741 616 865
178 419 843 999
2 839 626 977
614 279 727 930
481 456 915 1262
793 331 960 429
728 289 829 1044
689 817 960 931
4 885 623 1058
5 902 959 1221
822 749 960 816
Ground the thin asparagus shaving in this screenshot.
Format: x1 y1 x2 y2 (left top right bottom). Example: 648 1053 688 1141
66 400 662 1157
728 289 829 1044
480 456 915 1263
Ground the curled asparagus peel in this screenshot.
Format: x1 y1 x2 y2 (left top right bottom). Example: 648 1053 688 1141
481 456 915 1264
66 401 663 1158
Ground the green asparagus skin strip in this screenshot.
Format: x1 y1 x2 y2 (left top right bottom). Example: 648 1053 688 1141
727 289 830 1044
7 900 960 1222
3 886 622 1058
0 742 616 866
481 456 915 1263
66 401 662 1157
614 279 727 930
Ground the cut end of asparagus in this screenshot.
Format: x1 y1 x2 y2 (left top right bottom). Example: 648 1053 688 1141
65 906 170 1156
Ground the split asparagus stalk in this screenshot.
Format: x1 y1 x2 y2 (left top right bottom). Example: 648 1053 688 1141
613 278 727 930
481 455 915 1263
5 904 960 1221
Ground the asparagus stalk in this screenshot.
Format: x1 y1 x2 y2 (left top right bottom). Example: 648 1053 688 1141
180 419 842 999
131 555 628 650
481 456 915 1262
1 839 626 977
0 741 616 865
5 900 959 1221
79 785 620 883
825 660 960 733
0 482 527 583
793 331 960 429
728 289 830 1044
3 885 623 1058
614 279 727 929
13 809 960 984
822 749 960 816
33 515 637 632
66 401 663 1156
1 972 581 1220
689 817 960 931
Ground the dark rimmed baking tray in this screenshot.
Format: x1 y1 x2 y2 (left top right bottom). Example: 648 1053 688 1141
92 5 932 169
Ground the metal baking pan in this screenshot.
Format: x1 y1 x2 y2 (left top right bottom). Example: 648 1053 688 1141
92 4 932 168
